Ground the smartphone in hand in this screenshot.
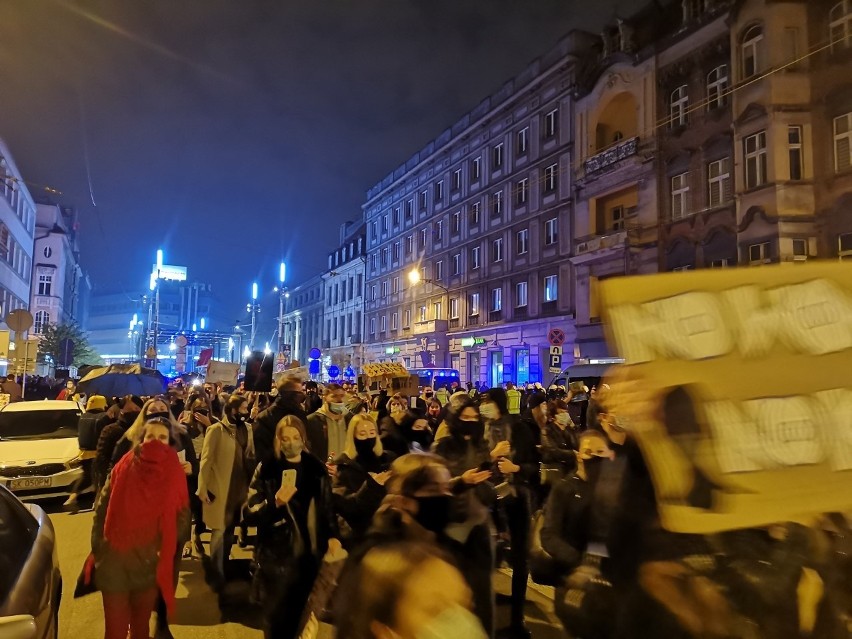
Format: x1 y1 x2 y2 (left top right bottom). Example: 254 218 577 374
281 469 297 488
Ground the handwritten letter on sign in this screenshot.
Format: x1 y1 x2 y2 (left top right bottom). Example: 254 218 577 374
599 263 852 533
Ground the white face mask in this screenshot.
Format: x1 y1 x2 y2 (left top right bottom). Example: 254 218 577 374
555 412 571 427
329 402 346 415
478 404 499 421
414 605 488 639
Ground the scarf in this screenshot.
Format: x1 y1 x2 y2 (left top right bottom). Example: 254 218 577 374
104 440 189 613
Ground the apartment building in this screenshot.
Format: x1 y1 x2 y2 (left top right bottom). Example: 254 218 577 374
0 139 35 329
361 33 592 386
281 274 325 370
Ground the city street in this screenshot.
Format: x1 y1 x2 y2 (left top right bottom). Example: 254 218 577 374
49 502 563 639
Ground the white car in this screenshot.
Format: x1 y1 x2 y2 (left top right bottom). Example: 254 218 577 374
0 400 84 500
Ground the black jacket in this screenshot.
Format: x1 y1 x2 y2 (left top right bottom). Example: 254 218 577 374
332 452 393 540
253 395 308 465
540 475 592 573
78 410 109 451
540 420 578 474
486 414 540 487
243 451 338 565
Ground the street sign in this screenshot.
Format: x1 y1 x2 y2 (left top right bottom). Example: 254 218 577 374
549 346 563 356
175 335 188 348
547 328 566 347
549 353 562 370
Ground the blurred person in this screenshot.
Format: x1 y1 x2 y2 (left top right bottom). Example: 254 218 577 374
90 416 189 639
378 395 412 458
397 412 435 453
0 373 22 402
197 393 254 595
432 400 496 636
253 376 308 464
93 395 143 496
539 398 580 488
505 382 522 415
243 415 340 639
304 380 323 414
179 395 214 554
434 384 450 407
425 399 443 431
56 378 79 401
306 383 349 462
332 414 394 544
479 388 539 638
519 392 548 449
334 542 486 639
65 394 110 511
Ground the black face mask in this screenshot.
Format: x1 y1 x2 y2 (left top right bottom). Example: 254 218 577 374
354 437 377 458
413 495 451 534
120 411 140 425
452 419 483 440
147 411 171 422
232 413 248 425
409 429 433 448
583 455 606 484
282 391 307 404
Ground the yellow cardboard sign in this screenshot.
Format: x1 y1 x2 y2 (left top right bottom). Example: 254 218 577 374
599 262 852 534
362 362 409 378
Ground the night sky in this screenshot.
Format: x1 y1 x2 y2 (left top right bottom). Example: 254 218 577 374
0 0 642 328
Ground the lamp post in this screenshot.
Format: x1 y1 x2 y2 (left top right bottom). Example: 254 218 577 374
275 262 286 357
407 268 449 294
247 282 260 351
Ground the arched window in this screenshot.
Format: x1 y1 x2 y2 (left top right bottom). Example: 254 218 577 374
707 65 729 110
34 310 50 334
741 24 763 79
831 1 852 51
670 85 689 128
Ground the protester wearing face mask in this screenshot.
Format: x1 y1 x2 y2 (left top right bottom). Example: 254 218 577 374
335 542 487 639
305 383 349 463
539 398 580 491
253 376 309 465
93 395 144 496
197 394 255 598
397 413 435 453
424 399 443 431
243 415 341 639
378 395 413 458
331 414 394 544
432 400 496 637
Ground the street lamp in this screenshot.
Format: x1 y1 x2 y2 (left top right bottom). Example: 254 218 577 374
247 282 260 351
407 267 449 293
277 261 287 358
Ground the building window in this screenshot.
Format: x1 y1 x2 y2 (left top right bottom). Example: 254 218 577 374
491 191 503 217
471 156 482 181
788 126 803 180
672 265 693 272
516 281 528 307
469 293 480 316
834 113 852 172
516 178 529 205
391 312 398 330
433 301 442 320
470 202 481 226
471 246 481 269
670 85 689 128
370 221 378 242
543 163 558 193
671 173 690 220
492 143 504 170
419 190 428 211
405 199 414 221
792 238 808 260
544 275 558 302
544 108 558 138
449 298 459 319
709 258 731 268
34 310 50 334
748 241 771 264
392 242 400 261
491 287 502 311
403 309 411 328
381 280 388 297
370 285 376 301
380 315 387 332
380 248 388 268
516 229 529 255
452 211 461 234
708 157 732 207
435 180 444 202
405 235 413 255
370 317 376 335
839 232 852 259
452 253 461 275
393 207 401 227
830 1 852 51
435 260 443 281
420 228 428 250
516 127 529 155
382 215 389 234
742 24 763 79
37 271 53 296
434 220 444 242
392 276 400 294
744 131 768 188
43 246 53 259
706 65 729 110
452 169 462 191
544 217 558 246
492 237 503 262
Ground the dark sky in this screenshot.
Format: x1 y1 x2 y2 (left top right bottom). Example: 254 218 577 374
0 0 641 327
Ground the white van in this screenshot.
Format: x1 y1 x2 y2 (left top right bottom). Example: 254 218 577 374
0 400 84 500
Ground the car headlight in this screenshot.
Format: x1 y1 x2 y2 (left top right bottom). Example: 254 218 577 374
66 454 84 469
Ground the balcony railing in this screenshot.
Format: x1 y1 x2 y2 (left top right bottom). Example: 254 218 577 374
468 314 480 327
449 318 460 329
413 319 448 335
488 310 503 322
575 230 629 256
583 136 639 175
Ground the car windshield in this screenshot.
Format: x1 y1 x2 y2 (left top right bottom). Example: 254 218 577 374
0 409 80 441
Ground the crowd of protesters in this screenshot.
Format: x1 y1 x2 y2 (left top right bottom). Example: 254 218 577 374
35 371 850 639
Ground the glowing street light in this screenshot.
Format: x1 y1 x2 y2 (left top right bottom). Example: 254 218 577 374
407 268 421 286
200 318 206 330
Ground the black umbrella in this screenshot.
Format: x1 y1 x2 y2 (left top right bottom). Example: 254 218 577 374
77 363 166 397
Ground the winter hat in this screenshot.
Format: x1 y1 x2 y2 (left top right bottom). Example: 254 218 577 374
86 395 107 411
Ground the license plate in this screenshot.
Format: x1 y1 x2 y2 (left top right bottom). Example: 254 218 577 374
10 477 52 490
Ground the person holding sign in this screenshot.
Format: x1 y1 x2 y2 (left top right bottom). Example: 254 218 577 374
243 415 340 639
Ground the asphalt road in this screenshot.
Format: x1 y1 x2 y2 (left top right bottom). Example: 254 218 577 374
48 502 564 638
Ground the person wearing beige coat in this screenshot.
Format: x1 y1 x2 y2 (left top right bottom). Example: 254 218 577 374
197 395 254 593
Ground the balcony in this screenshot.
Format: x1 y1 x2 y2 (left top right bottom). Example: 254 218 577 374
413 319 448 335
468 314 480 327
449 318 460 329
571 230 629 266
488 310 503 323
583 137 639 176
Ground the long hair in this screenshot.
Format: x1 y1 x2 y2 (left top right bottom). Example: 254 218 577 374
385 452 448 498
273 414 308 459
126 397 181 447
343 413 383 460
